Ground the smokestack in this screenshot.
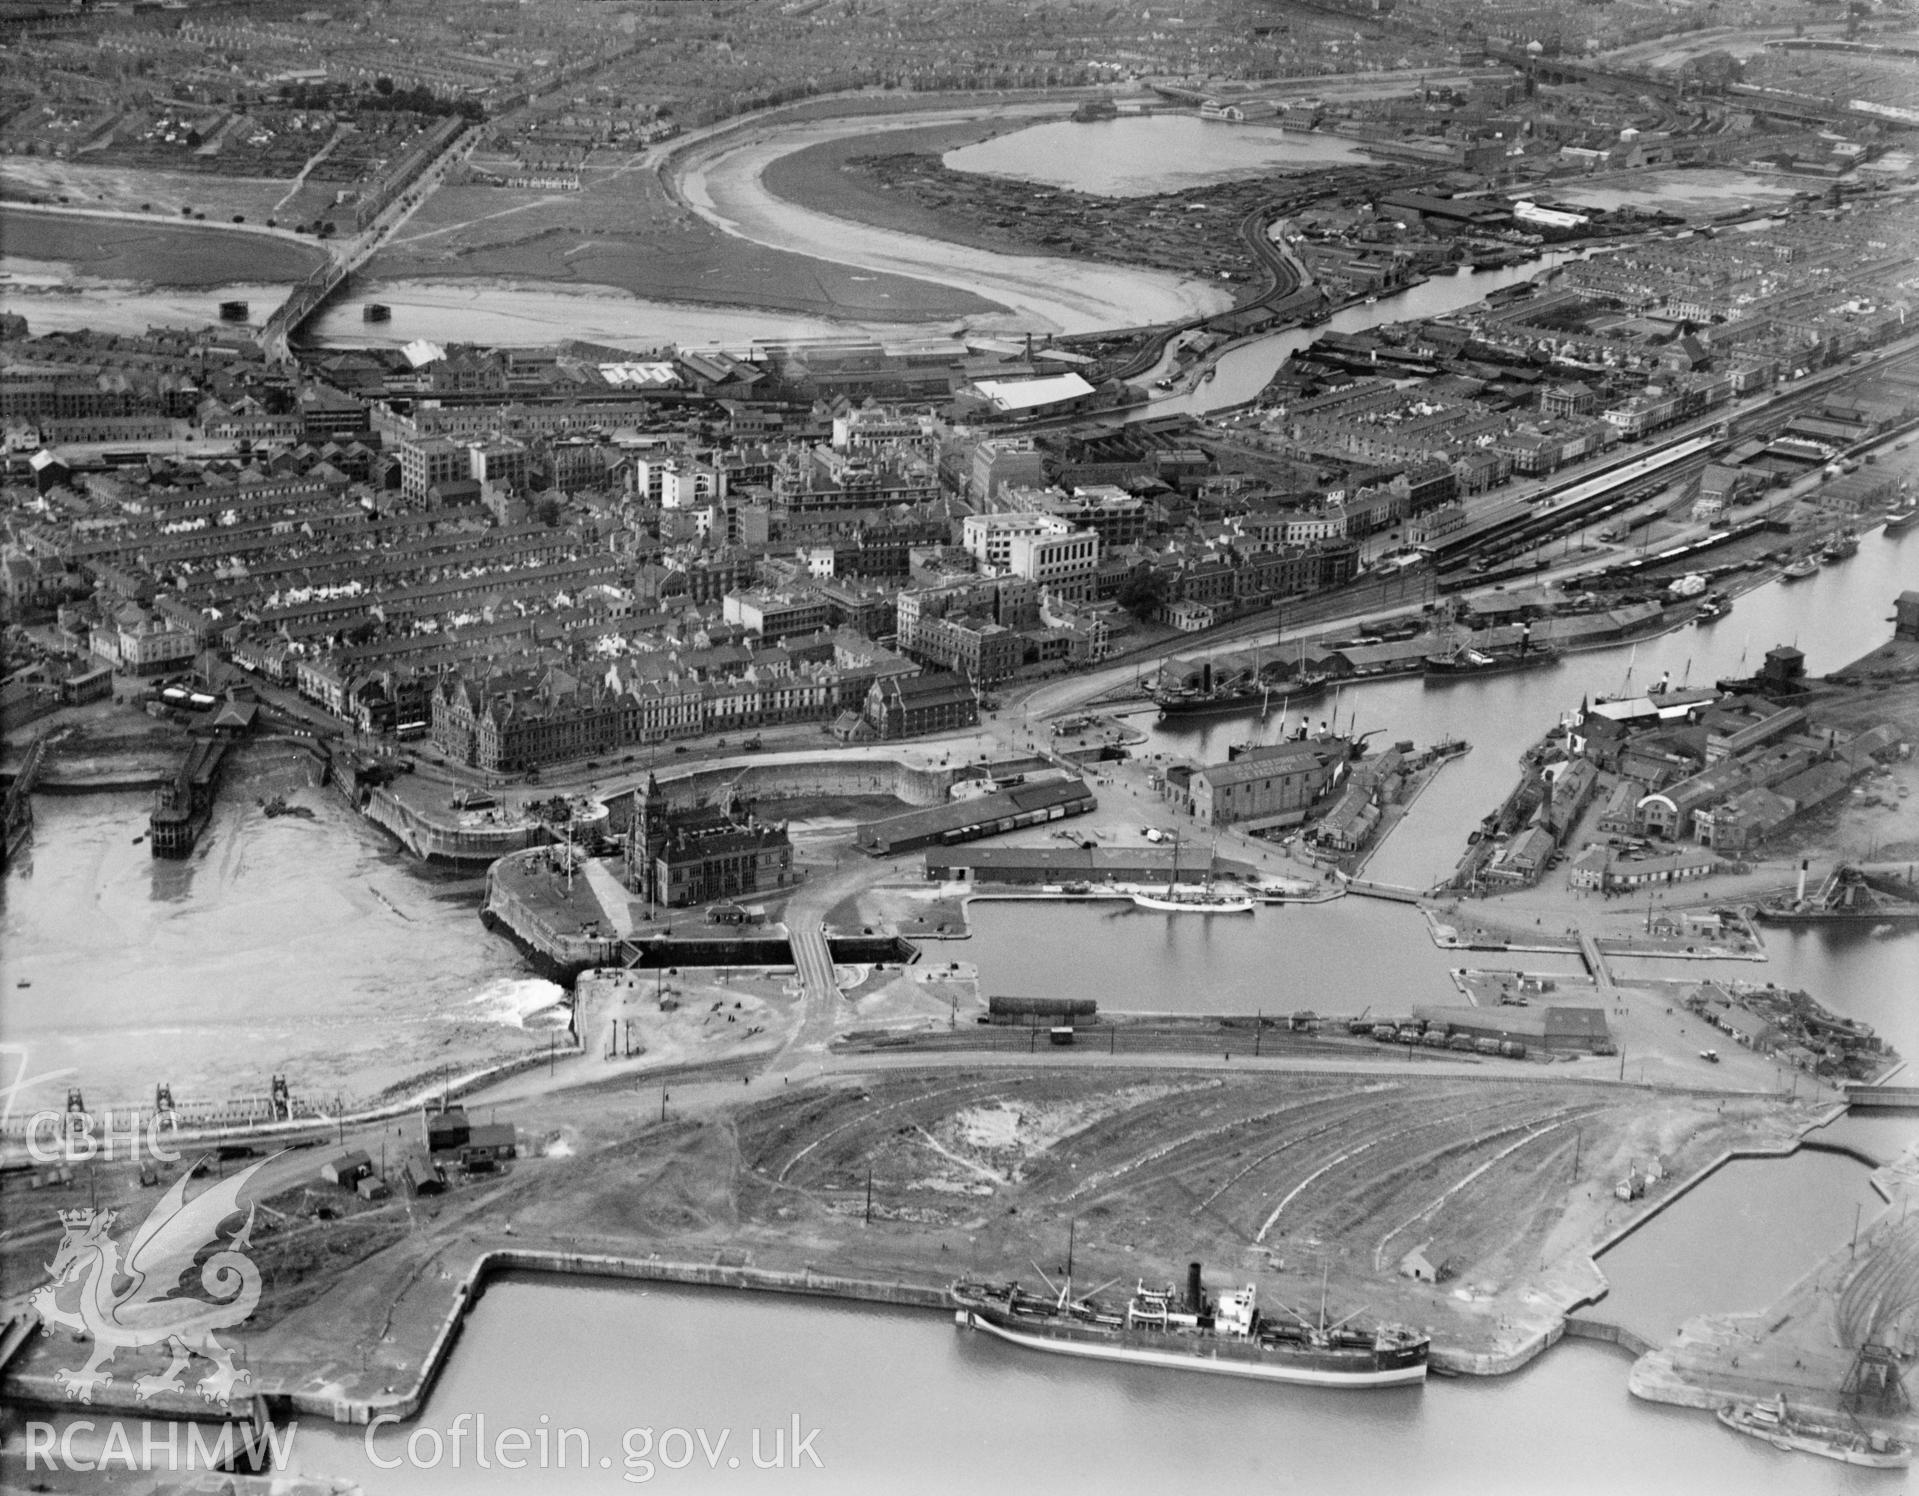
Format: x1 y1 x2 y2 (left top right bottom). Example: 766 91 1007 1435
1188 1262 1204 1314
1202 661 1213 694
1797 859 1809 904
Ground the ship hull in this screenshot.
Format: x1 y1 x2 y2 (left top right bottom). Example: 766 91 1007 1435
1154 676 1330 718
1131 892 1256 914
1716 1407 1911 1468
1422 651 1559 683
958 1309 1428 1387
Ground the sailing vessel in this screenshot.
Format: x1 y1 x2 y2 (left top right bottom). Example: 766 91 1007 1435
1131 833 1254 914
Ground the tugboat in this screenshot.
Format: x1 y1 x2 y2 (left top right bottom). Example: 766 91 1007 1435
954 1260 1429 1388
1717 1396 1911 1468
1821 530 1859 563
1692 593 1732 625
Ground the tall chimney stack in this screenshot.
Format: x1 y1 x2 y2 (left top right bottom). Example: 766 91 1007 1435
1187 1262 1204 1315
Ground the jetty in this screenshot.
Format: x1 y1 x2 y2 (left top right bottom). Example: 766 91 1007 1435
148 739 228 858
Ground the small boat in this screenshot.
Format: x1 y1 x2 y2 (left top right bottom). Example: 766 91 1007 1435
1781 556 1819 580
1717 1397 1912 1469
1821 531 1858 562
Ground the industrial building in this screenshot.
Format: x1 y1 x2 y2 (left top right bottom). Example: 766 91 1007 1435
1159 738 1348 830
858 775 1095 855
923 843 1211 885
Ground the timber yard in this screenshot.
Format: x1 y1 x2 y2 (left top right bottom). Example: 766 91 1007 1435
5 1 1919 1491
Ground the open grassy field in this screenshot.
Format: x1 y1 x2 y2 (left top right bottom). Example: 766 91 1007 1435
361 148 999 322
1 208 326 287
0 159 297 222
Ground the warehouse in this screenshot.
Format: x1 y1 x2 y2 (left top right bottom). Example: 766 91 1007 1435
857 776 1095 855
923 844 1212 885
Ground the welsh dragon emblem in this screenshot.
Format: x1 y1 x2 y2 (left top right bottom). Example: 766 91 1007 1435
30 1156 271 1406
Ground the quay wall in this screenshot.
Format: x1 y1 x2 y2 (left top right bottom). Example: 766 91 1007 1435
1561 1316 1654 1357
615 754 1053 821
481 871 627 983
362 784 552 865
288 1250 953 1426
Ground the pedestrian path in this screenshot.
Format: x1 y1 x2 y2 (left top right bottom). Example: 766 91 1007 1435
582 857 636 938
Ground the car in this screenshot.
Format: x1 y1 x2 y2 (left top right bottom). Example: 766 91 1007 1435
1699 1049 1720 1063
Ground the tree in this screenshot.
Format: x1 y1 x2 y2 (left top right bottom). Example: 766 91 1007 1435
375 76 395 96
1117 570 1169 618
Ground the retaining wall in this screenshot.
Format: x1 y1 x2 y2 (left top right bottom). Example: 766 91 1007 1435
290 1250 952 1425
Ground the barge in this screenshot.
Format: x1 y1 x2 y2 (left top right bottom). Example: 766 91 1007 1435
953 1264 1428 1388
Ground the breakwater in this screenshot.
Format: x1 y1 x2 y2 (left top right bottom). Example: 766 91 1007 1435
358 781 553 865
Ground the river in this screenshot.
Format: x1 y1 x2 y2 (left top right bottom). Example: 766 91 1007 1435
1133 251 1592 419
673 109 1234 336
1134 523 1919 893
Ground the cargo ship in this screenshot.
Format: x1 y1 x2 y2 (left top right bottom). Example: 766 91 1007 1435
953 1263 1429 1388
1717 1397 1911 1468
1422 632 1559 683
1153 667 1331 719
